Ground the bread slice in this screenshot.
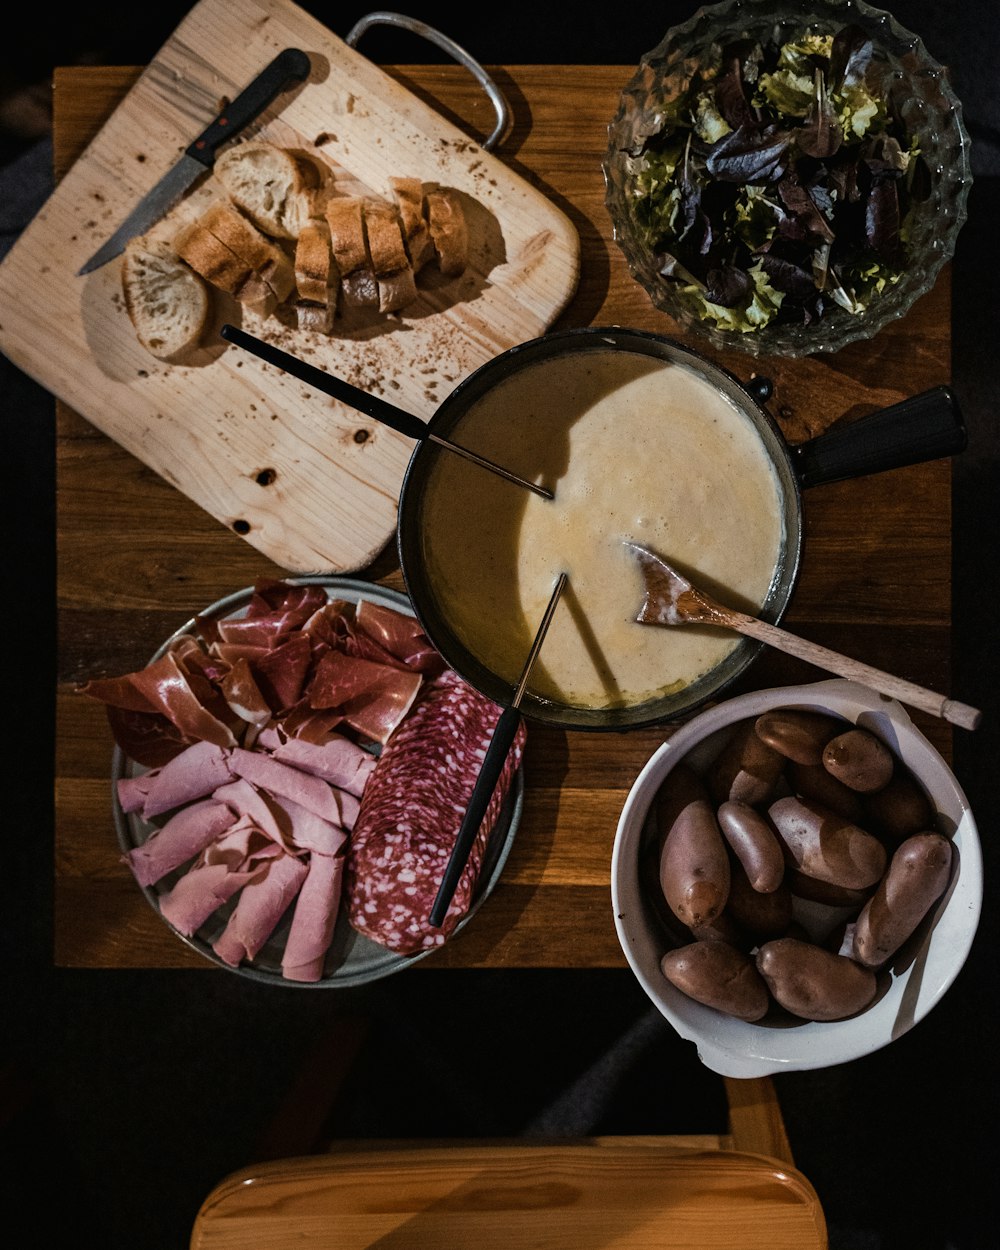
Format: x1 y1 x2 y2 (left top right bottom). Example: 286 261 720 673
294 301 335 334
121 235 211 359
214 141 321 239
174 217 255 298
196 200 295 303
325 196 378 309
376 266 418 314
426 188 469 277
324 196 368 276
389 176 435 272
294 220 337 306
363 198 409 275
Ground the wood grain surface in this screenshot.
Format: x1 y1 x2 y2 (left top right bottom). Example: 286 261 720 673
0 0 579 575
189 1142 827 1249
52 62 954 971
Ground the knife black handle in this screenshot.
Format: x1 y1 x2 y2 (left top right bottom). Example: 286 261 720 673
185 47 311 168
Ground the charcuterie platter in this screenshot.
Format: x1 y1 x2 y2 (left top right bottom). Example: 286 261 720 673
0 0 580 574
99 577 524 986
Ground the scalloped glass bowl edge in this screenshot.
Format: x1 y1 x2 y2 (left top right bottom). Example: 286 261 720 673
602 0 973 359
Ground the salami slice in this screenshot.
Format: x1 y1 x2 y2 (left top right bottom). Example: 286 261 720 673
346 668 526 953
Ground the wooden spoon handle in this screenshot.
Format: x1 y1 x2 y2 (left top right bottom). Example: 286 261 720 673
734 615 982 731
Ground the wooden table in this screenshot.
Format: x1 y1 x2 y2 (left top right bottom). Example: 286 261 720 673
54 64 954 970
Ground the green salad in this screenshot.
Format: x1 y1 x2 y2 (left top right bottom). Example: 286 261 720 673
623 23 925 333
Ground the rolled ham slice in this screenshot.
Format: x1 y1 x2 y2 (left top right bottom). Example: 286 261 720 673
157 822 283 935
212 852 309 967
126 740 235 820
124 798 237 888
228 747 359 827
282 853 345 982
269 734 376 797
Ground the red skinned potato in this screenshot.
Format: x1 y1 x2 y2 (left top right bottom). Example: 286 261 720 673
822 728 895 793
661 939 771 1022
656 763 730 929
724 859 793 942
756 937 878 1021
769 794 887 890
862 771 935 845
717 799 785 892
786 759 865 823
852 832 953 968
754 709 844 765
708 719 786 806
785 867 873 910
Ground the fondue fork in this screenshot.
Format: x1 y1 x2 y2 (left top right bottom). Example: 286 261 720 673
429 572 569 928
627 542 982 731
220 324 553 500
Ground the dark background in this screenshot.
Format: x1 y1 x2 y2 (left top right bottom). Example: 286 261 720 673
3 4 997 1247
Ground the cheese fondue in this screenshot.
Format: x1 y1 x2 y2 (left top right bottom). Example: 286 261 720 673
418 348 785 709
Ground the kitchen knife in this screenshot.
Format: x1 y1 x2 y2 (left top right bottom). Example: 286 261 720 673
78 47 311 275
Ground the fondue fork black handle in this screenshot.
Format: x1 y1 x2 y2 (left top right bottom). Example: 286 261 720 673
429 573 568 928
219 325 552 500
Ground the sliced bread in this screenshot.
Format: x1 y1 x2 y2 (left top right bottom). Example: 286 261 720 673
325 196 378 309
324 196 368 276
173 216 256 298
214 141 322 239
426 188 469 277
363 198 409 275
376 266 418 314
293 301 335 334
389 176 435 272
121 235 211 360
196 200 295 303
294 220 337 306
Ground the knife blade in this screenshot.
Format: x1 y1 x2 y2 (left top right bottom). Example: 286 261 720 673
78 47 311 276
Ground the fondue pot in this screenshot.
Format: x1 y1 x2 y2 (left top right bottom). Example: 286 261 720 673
396 326 965 732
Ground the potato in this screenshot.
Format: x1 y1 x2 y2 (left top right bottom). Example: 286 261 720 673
661 939 771 1022
822 728 894 793
717 799 785 893
724 859 794 941
862 771 935 845
786 759 864 823
656 763 731 928
785 867 873 910
769 794 887 890
756 937 878 1021
754 709 844 765
852 832 953 968
708 719 786 806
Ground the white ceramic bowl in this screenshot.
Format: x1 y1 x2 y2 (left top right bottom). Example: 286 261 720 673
611 678 982 1077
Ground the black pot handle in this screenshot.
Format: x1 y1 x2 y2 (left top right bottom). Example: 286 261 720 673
790 385 967 490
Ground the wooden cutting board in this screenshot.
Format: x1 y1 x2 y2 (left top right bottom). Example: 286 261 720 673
0 0 579 573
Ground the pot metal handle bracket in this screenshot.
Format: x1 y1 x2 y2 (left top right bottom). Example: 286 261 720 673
346 11 512 150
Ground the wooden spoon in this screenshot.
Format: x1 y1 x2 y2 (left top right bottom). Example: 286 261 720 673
626 542 982 731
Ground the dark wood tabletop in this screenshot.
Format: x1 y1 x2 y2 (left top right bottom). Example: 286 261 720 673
54 64 954 970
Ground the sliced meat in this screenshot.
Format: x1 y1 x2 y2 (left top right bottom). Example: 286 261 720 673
346 669 526 953
124 797 237 888
282 853 345 982
269 734 376 796
228 747 357 826
212 852 309 966
130 740 235 820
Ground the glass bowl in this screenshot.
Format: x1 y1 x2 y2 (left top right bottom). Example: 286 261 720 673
603 0 972 358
